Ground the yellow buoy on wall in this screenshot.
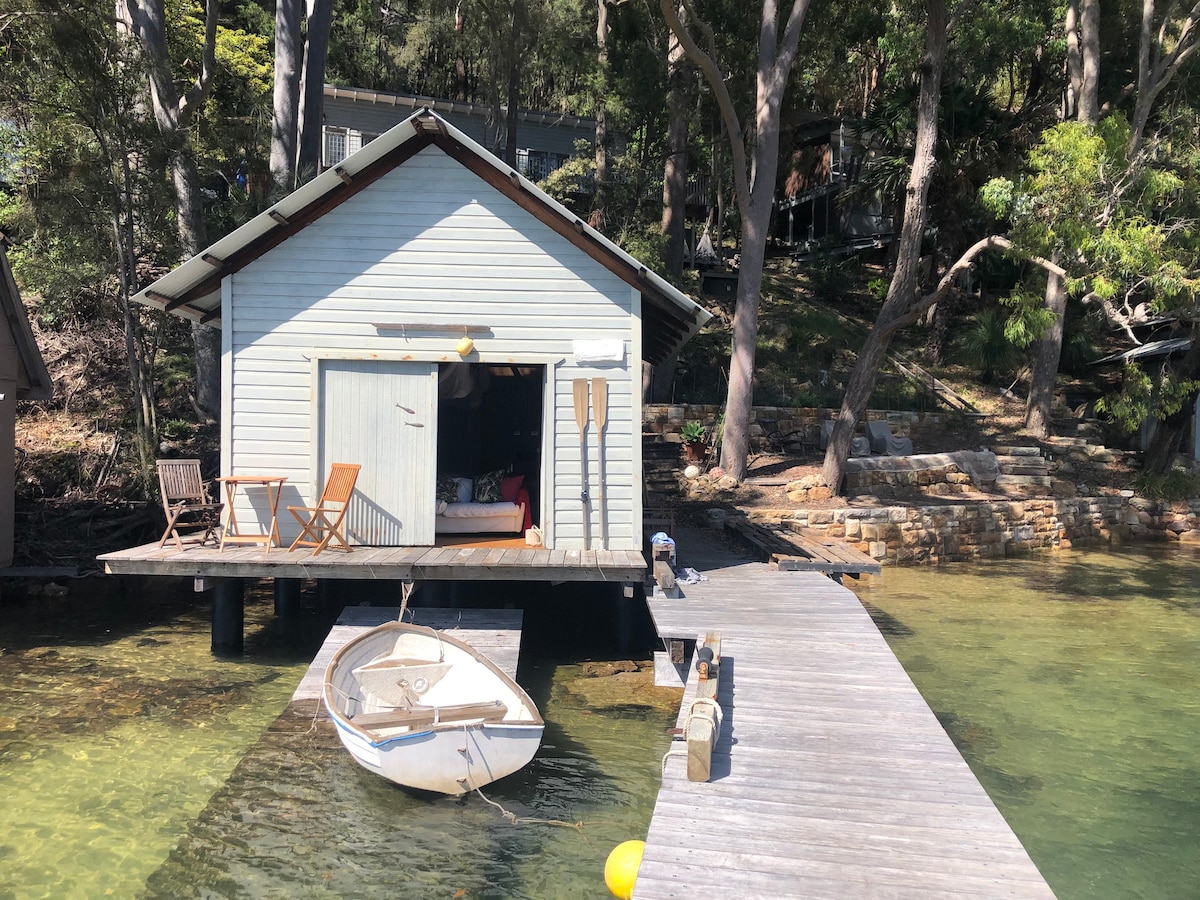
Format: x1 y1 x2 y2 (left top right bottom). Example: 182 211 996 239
604 839 645 899
456 334 475 357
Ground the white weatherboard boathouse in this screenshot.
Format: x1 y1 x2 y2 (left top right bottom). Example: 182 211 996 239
131 109 710 553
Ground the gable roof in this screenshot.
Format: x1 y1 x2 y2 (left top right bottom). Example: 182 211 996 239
0 239 52 401
132 110 712 365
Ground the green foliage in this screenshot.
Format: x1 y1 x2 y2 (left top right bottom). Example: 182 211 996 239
680 421 706 443
1130 469 1200 500
1095 366 1154 433
955 308 1022 382
867 278 889 300
998 287 1055 348
1096 366 1200 435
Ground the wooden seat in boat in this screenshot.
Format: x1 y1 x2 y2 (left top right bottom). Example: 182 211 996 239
351 700 509 731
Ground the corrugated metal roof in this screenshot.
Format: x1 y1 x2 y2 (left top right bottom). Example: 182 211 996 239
1093 337 1192 364
131 109 711 364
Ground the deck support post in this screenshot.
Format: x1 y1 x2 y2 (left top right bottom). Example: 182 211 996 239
274 577 302 615
212 577 245 656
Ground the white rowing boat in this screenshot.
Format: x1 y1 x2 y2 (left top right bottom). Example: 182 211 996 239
323 620 544 794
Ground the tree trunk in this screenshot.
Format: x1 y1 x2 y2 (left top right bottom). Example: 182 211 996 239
118 0 221 422
822 0 947 493
271 0 302 190
1025 261 1066 438
503 10 521 168
1077 0 1100 123
719 203 770 480
593 0 609 228
1142 407 1193 474
170 150 222 421
661 8 689 277
661 0 814 482
296 0 333 183
454 4 468 101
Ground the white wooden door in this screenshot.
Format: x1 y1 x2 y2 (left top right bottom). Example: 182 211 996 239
319 360 438 545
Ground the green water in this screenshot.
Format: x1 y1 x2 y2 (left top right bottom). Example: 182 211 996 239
0 581 676 899
853 545 1200 899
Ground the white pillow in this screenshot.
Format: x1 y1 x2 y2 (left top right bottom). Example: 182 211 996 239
453 477 473 503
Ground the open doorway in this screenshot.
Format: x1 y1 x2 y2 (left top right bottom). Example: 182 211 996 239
436 362 543 540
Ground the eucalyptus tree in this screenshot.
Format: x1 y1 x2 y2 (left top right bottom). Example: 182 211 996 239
1023 0 1200 437
821 0 950 492
270 0 333 188
117 0 223 421
662 0 816 482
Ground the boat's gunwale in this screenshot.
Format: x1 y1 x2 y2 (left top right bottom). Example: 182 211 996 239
323 620 545 746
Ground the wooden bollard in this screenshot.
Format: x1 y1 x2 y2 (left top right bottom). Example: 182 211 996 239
686 631 721 782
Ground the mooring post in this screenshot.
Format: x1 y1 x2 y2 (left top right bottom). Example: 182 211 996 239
274 577 302 616
212 577 245 656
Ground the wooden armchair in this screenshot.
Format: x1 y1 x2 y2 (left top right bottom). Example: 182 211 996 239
287 463 361 555
156 459 223 550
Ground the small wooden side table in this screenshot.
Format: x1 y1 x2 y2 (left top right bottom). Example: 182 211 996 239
216 475 287 551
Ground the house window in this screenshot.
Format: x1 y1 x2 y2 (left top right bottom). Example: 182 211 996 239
322 127 378 168
516 149 569 182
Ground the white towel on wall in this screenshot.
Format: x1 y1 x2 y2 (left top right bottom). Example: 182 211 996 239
572 339 625 365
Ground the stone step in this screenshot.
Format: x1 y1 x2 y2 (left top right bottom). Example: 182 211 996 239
993 474 1053 496
992 445 1045 457
994 453 1049 465
999 464 1052 477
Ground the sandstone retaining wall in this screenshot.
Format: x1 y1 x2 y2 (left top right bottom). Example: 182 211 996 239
768 497 1140 564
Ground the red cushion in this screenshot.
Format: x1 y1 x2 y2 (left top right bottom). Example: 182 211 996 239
501 475 525 503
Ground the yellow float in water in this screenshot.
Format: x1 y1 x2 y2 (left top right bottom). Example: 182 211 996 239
604 839 645 899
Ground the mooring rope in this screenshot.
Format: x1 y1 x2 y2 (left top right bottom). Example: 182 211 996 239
460 726 584 831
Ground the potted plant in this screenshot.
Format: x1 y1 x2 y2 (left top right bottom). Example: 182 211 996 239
680 421 708 463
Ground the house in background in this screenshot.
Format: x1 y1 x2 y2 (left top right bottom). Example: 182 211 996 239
0 237 53 568
774 115 893 259
322 85 596 182
129 108 710 553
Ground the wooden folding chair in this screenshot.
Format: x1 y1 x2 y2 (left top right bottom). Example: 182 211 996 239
156 459 223 550
287 463 361 555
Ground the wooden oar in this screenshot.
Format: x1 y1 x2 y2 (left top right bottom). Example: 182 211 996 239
592 377 608 550
573 378 590 550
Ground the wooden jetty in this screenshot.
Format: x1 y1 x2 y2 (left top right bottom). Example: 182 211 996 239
288 605 524 715
638 526 1053 898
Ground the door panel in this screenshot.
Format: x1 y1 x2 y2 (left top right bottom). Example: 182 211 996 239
319 360 437 545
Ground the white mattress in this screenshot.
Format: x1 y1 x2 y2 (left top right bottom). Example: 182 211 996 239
438 501 522 519
435 501 524 534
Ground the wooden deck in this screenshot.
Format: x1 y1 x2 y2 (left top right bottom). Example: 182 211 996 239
98 540 645 583
638 526 1052 898
288 605 524 715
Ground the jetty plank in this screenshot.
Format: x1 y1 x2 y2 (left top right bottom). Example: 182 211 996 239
637 525 1052 898
98 540 645 583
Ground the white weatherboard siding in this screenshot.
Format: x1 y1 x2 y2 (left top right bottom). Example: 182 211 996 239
226 146 637 549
